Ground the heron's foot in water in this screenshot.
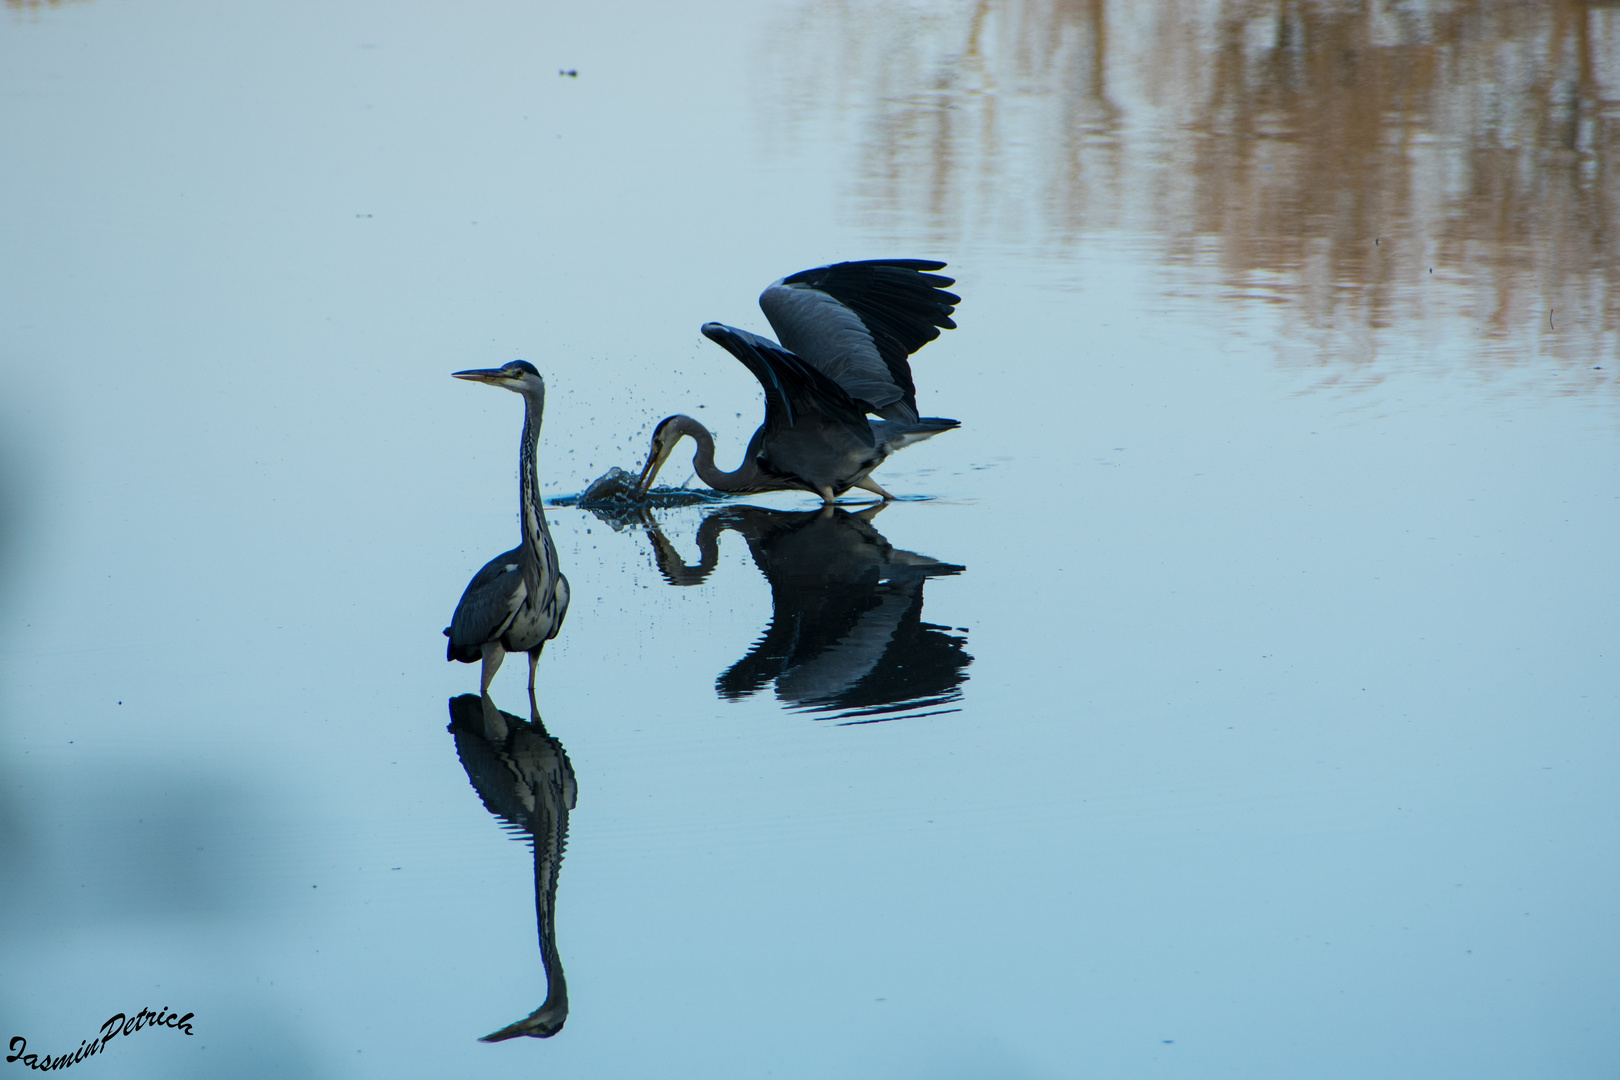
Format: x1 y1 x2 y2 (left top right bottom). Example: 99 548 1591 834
526 684 554 734
525 654 547 728
478 999 569 1042
851 475 896 501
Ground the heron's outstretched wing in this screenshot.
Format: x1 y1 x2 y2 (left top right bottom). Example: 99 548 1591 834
757 259 958 423
446 547 526 659
700 323 875 448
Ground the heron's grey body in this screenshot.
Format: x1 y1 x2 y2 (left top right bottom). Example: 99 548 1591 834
445 362 571 697
634 260 961 505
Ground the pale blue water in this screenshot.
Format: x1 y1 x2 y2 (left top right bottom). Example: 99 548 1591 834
2 2 1617 1077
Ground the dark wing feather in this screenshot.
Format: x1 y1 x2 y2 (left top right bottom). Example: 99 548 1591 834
758 259 958 422
446 547 525 660
700 323 875 448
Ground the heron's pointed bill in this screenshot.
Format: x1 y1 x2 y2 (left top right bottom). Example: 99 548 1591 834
631 455 661 500
632 431 682 499
479 1001 568 1041
452 368 508 383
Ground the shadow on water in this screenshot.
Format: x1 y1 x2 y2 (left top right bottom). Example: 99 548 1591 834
765 0 1620 380
446 693 576 1041
635 504 971 723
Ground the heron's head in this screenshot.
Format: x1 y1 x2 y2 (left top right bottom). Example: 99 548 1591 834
452 360 544 395
632 415 692 498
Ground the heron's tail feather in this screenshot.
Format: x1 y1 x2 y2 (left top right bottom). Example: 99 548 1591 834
446 631 482 664
879 416 960 451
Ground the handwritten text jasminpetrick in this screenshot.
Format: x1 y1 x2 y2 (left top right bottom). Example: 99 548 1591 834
6 1008 195 1071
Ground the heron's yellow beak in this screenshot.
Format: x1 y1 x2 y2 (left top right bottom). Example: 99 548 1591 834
452 368 506 383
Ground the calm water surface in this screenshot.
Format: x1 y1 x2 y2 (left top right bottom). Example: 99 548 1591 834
2 2 1617 1078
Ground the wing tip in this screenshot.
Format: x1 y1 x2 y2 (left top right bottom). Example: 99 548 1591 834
781 257 949 283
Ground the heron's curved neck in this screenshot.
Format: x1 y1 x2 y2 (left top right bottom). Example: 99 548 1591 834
645 510 731 586
669 415 762 492
519 389 556 555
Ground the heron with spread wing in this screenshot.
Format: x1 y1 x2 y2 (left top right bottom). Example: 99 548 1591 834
632 259 962 505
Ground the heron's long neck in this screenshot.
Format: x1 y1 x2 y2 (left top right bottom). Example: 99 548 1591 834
677 416 759 492
519 389 558 562
645 511 728 585
530 739 570 1013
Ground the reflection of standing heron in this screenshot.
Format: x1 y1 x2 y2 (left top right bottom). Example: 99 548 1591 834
633 260 961 505
643 504 971 721
444 362 571 698
448 694 576 1040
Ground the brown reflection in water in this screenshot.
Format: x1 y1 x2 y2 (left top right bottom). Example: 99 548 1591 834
762 0 1125 251
764 0 1620 380
4 0 91 11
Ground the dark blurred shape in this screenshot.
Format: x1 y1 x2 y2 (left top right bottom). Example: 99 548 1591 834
0 436 15 620
644 504 970 722
0 769 256 926
447 694 576 1040
766 0 1620 379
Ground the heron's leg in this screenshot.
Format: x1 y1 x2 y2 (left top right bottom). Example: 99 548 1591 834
478 693 510 742
817 485 838 506
479 642 507 695
852 475 895 501
527 651 543 724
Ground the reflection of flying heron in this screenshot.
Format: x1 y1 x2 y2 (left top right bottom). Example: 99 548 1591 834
448 694 576 1041
633 260 961 506
643 504 971 721
444 362 571 697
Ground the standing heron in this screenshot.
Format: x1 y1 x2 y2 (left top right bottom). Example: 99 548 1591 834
632 259 961 505
445 361 571 700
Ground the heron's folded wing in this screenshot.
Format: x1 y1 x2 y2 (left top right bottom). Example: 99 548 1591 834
759 259 958 422
546 573 570 642
448 549 528 647
700 323 876 447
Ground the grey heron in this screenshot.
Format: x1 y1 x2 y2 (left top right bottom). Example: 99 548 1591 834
632 259 961 505
445 361 571 698
448 693 576 1040
642 504 970 720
